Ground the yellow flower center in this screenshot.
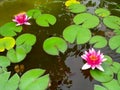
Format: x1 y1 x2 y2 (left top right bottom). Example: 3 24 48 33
90 55 98 61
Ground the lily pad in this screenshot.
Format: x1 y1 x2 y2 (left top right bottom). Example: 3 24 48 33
94 85 107 90
0 37 15 52
103 16 120 30
109 35 120 53
68 3 86 13
0 56 10 67
118 70 120 85
104 55 113 65
0 22 22 36
73 13 99 28
89 35 107 48
36 14 56 27
95 8 110 17
114 29 120 35
63 25 91 44
43 37 67 55
111 62 120 74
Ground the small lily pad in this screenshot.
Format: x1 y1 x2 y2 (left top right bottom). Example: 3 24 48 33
63 25 91 44
43 37 67 55
0 56 10 67
95 8 110 17
73 13 99 28
68 3 86 13
36 14 56 27
103 16 120 30
94 85 107 90
89 35 107 48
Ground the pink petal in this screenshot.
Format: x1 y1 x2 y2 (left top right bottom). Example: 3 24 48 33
24 22 31 25
96 65 104 71
82 63 91 70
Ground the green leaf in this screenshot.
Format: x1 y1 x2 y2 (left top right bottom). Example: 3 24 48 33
103 16 120 29
109 35 120 53
68 4 86 13
89 35 107 48
102 79 120 90
19 69 47 90
0 56 10 67
94 85 107 90
104 55 113 65
73 13 99 28
27 9 41 19
90 63 113 82
95 8 110 17
111 62 120 74
25 74 49 90
5 73 20 90
0 37 15 52
16 33 36 46
118 70 120 85
43 37 67 55
114 29 120 35
0 22 22 36
36 14 56 27
63 25 91 44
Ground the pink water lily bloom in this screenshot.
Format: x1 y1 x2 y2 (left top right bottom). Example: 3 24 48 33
81 48 107 71
12 12 31 26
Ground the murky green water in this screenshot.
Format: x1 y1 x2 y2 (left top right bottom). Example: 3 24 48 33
0 0 120 90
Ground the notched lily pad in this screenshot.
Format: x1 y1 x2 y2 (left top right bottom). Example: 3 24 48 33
73 13 99 28
36 14 56 27
89 35 107 48
43 37 67 55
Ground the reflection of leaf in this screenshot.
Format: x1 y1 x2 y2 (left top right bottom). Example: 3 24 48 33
0 56 10 67
63 25 91 44
103 16 120 29
0 22 22 36
73 13 99 28
19 69 49 90
94 85 107 90
109 35 120 53
36 14 56 27
89 36 107 48
43 37 67 55
0 37 15 52
68 4 86 13
95 8 110 17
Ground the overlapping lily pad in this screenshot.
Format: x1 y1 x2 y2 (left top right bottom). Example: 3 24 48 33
43 37 67 55
63 25 91 44
0 56 10 67
73 13 99 28
94 85 107 90
103 16 120 30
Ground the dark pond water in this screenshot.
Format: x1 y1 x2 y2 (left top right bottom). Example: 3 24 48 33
0 0 120 90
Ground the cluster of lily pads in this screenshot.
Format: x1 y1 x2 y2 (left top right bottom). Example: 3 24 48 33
0 0 120 90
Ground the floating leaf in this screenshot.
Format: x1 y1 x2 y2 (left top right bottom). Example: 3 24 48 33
68 4 86 13
73 13 99 28
89 35 107 48
102 79 120 90
19 69 49 90
0 22 22 36
94 85 107 90
111 62 120 74
109 35 120 53
90 63 113 82
118 70 120 85
27 9 41 19
95 8 110 17
43 37 67 55
104 55 113 65
103 16 120 30
0 56 10 67
114 29 120 35
0 37 15 52
63 25 91 44
36 14 56 27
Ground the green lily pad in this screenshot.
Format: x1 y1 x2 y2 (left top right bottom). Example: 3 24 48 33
68 3 86 13
103 16 120 30
94 85 107 90
0 56 10 67
19 69 49 90
118 70 120 85
102 79 120 90
111 62 120 74
0 22 22 36
43 37 67 55
89 35 107 48
36 14 56 27
63 25 91 44
95 8 110 17
109 35 120 53
114 29 120 35
0 37 15 52
90 63 113 82
73 13 99 28
104 55 113 65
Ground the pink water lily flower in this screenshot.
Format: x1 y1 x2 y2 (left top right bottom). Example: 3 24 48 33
81 48 107 71
12 12 31 26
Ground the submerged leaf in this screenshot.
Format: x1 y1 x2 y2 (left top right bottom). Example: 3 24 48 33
43 37 67 55
63 25 91 44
